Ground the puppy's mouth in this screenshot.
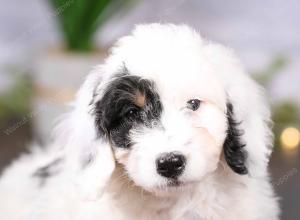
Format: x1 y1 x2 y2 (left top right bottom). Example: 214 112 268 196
167 179 182 187
148 179 194 197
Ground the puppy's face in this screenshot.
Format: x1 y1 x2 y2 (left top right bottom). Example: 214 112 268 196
89 24 248 195
95 71 228 194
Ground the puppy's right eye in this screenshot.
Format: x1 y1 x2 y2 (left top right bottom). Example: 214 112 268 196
187 99 201 111
124 108 140 119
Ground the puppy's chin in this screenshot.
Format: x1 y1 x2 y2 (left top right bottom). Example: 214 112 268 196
142 180 196 197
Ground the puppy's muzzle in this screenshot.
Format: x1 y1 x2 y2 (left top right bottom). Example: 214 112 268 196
156 152 186 178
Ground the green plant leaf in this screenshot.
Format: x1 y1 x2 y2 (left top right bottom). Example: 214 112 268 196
48 0 138 52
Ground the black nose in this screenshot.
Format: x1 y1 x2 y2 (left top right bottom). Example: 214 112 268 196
156 152 186 178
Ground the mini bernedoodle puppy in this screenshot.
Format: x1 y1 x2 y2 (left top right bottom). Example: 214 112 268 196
0 24 280 220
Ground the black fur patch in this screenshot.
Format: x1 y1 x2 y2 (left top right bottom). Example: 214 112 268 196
223 103 248 175
94 73 162 148
33 158 63 186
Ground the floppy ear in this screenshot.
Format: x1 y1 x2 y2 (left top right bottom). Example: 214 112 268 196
223 86 272 178
55 67 116 201
203 43 273 178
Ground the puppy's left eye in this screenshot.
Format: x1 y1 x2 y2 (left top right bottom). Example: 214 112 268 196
187 99 201 111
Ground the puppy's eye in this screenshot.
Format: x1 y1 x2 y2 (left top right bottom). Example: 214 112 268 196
187 99 201 111
124 108 139 119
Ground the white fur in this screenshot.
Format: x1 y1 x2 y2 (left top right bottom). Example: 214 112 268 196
0 23 279 220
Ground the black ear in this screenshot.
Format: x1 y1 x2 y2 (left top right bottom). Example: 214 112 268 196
223 102 248 175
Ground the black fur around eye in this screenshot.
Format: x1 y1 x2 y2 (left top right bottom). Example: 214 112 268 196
123 107 140 120
94 74 162 149
187 99 201 111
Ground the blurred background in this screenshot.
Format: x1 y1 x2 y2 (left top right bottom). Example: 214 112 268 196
0 0 299 219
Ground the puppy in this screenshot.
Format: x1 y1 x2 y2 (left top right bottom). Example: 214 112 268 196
0 23 280 220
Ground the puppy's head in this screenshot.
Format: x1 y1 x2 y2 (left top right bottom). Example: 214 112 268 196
67 24 272 198
94 70 228 194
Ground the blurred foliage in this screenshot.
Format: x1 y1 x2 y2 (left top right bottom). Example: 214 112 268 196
254 56 287 87
254 56 300 147
273 102 300 125
0 74 32 120
49 0 136 52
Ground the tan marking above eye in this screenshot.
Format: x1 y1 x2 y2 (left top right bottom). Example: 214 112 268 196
135 91 146 107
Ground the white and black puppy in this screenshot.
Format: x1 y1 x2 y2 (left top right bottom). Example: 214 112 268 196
0 24 280 220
